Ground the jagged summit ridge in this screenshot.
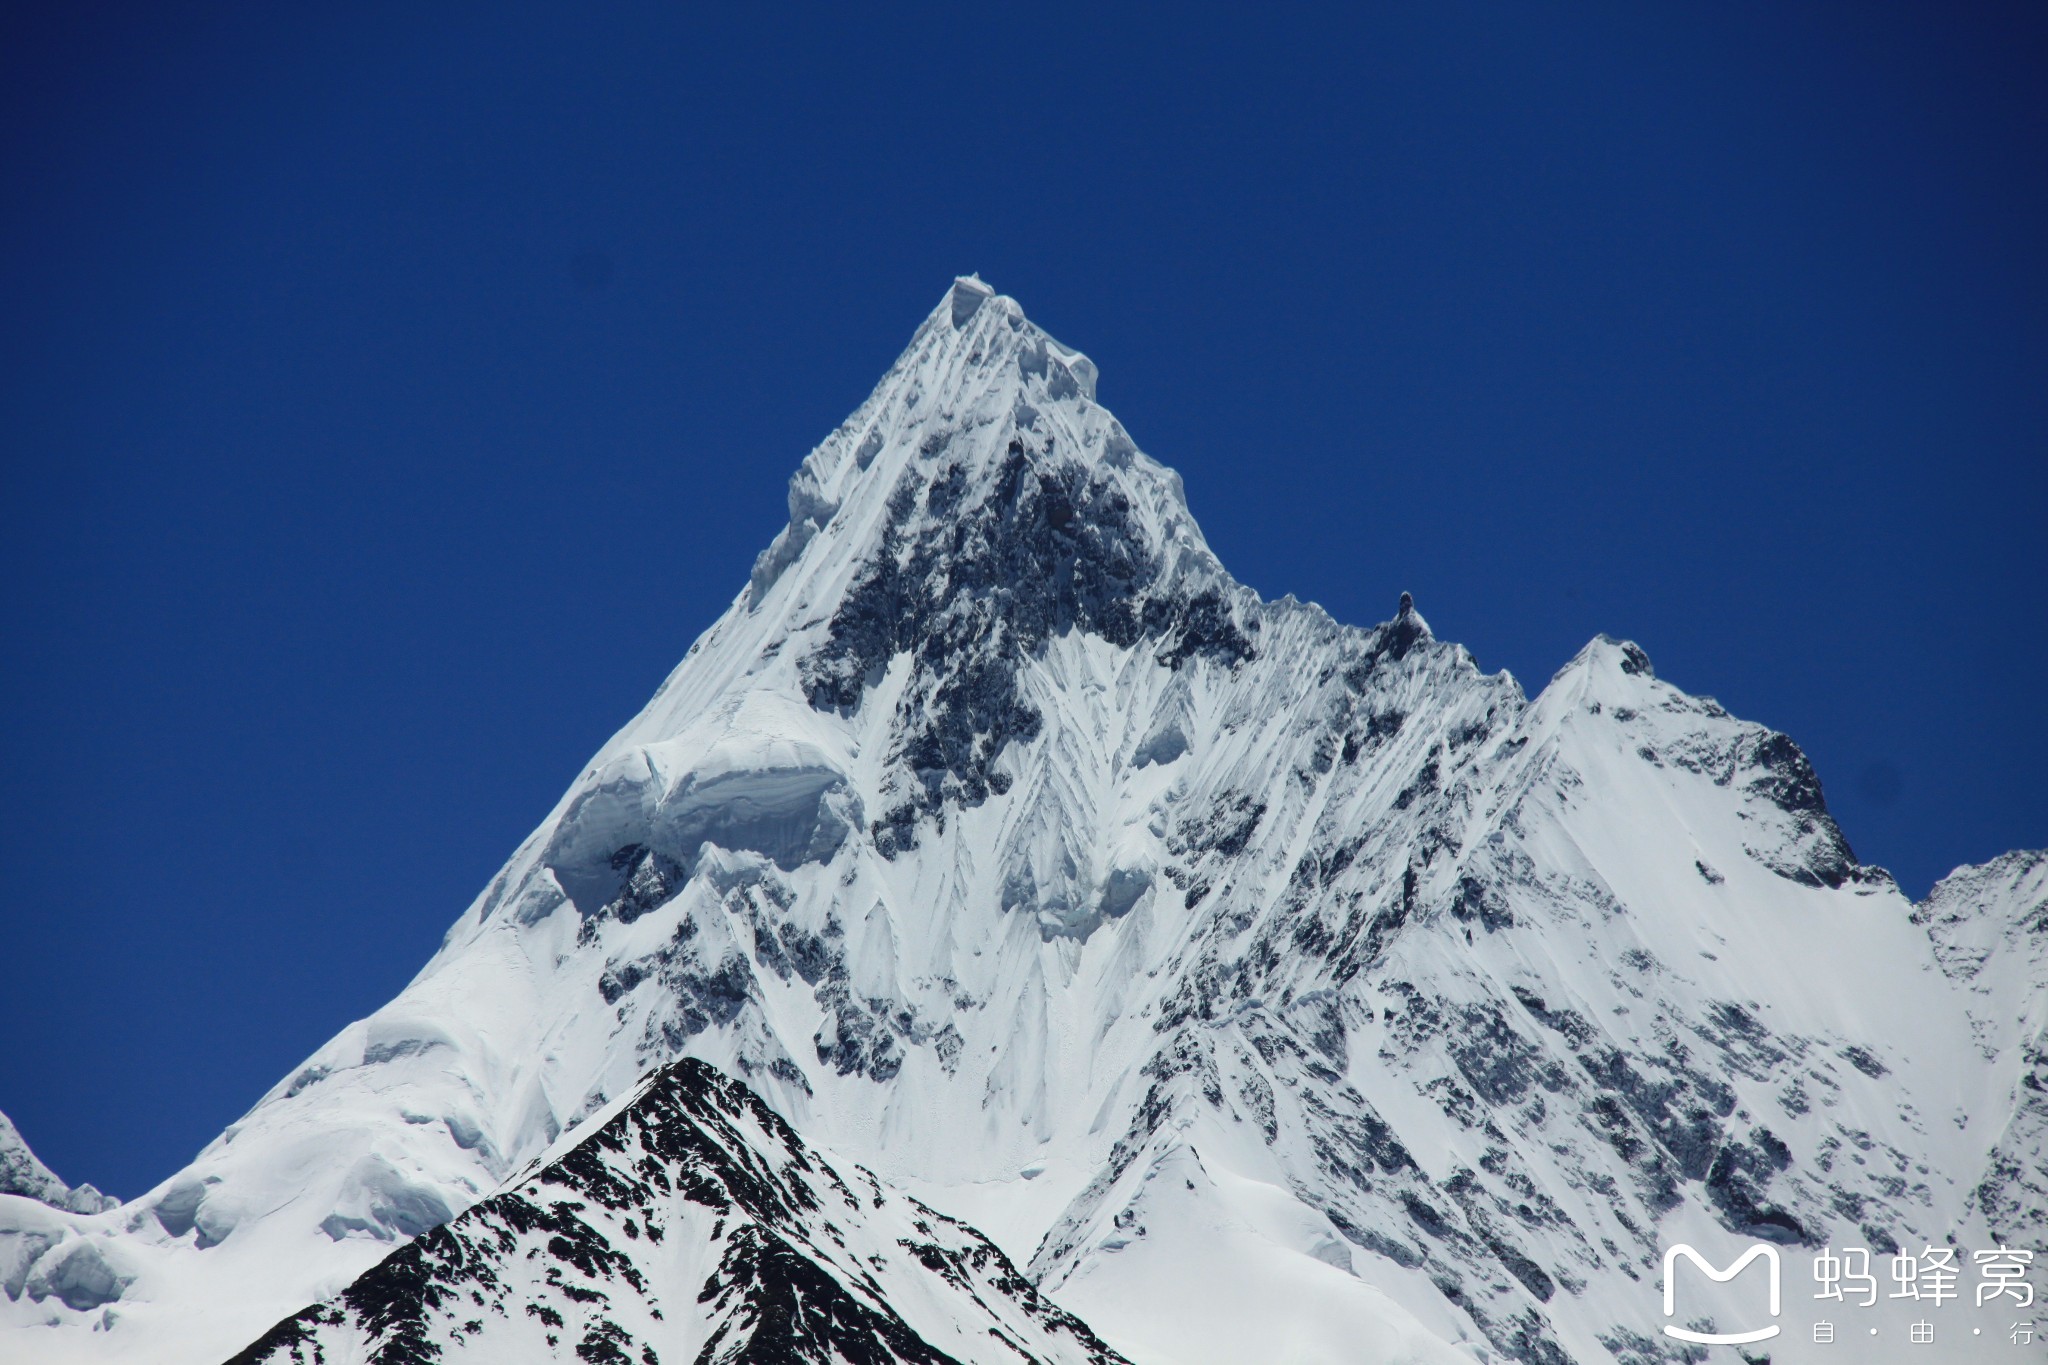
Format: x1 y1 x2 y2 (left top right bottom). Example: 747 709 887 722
4 279 2043 1365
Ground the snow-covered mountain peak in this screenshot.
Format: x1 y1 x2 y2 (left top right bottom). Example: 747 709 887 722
744 278 1207 621
6 280 2044 1365
1578 632 1652 677
1543 633 1656 698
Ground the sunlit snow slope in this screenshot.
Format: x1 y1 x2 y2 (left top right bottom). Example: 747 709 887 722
3 278 2042 1365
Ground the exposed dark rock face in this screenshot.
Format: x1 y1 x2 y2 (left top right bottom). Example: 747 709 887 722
802 439 1252 853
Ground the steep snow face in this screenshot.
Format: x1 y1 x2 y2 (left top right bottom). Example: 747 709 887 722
226 1059 1128 1365
5 279 2043 1365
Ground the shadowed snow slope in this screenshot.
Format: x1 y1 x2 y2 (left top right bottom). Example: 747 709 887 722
4 278 2042 1365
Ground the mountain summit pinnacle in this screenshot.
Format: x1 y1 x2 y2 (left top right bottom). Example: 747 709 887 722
948 273 994 327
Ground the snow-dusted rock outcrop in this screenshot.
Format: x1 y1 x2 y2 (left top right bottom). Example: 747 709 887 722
5 278 2042 1364
0 1114 112 1219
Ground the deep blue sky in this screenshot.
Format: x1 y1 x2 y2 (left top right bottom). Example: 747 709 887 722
3 2 2043 1201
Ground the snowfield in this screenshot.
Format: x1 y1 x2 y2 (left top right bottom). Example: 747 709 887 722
3 278 2041 1364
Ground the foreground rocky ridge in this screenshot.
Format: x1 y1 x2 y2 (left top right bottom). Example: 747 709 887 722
226 1058 1125 1365
3 279 2042 1364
